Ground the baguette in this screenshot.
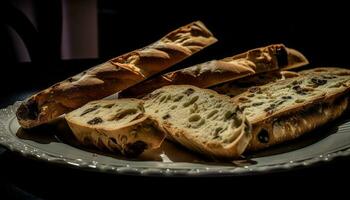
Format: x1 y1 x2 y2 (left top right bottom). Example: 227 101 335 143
143 85 251 159
65 99 165 157
16 21 217 128
119 44 308 98
231 67 350 151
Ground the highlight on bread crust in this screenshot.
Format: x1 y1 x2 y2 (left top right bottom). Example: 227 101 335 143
17 21 217 129
119 44 309 98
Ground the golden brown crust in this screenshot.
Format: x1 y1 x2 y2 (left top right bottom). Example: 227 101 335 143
17 21 217 128
119 44 308 98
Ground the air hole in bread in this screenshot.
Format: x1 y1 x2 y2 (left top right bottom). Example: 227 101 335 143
183 96 199 107
257 129 269 144
173 95 184 102
207 110 218 119
80 105 100 116
189 114 201 122
103 104 115 108
108 109 138 121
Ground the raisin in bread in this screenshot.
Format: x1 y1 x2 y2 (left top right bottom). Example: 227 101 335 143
143 85 251 159
211 70 300 97
65 99 165 157
232 67 350 151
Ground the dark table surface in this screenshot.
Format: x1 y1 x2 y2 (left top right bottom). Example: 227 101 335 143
1 60 350 199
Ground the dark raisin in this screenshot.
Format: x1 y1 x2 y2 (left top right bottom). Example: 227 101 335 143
87 117 103 125
80 105 100 116
103 104 114 108
183 88 195 96
252 102 264 106
257 129 269 143
238 97 250 103
67 77 74 82
282 96 292 100
248 87 261 93
162 114 171 120
292 85 308 95
123 141 148 157
311 78 327 86
275 100 285 106
292 80 301 85
264 104 276 115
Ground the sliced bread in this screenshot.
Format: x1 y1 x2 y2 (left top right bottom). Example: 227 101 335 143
143 85 251 159
65 99 165 157
232 67 350 151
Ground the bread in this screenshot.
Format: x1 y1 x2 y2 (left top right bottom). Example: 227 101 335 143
119 44 308 98
65 99 165 157
231 67 350 151
16 21 217 128
211 70 300 97
143 85 251 159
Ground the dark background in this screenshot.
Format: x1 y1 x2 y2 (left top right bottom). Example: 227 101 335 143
1 0 350 199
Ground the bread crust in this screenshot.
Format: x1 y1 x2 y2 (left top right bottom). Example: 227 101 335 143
17 21 217 128
120 44 308 98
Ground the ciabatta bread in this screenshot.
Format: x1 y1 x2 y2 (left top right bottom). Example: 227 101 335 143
17 21 217 128
65 99 165 157
119 44 308 98
231 67 350 151
143 85 251 159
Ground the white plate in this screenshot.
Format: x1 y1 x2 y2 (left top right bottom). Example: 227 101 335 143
1 102 350 176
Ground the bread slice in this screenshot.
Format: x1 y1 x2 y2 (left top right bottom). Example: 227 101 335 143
65 99 165 157
231 67 350 151
143 85 251 159
119 44 309 98
17 21 217 129
211 70 300 97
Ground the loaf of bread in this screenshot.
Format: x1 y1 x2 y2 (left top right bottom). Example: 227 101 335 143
211 70 300 97
143 85 251 159
231 67 350 151
119 44 308 98
16 21 217 128
65 99 165 157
